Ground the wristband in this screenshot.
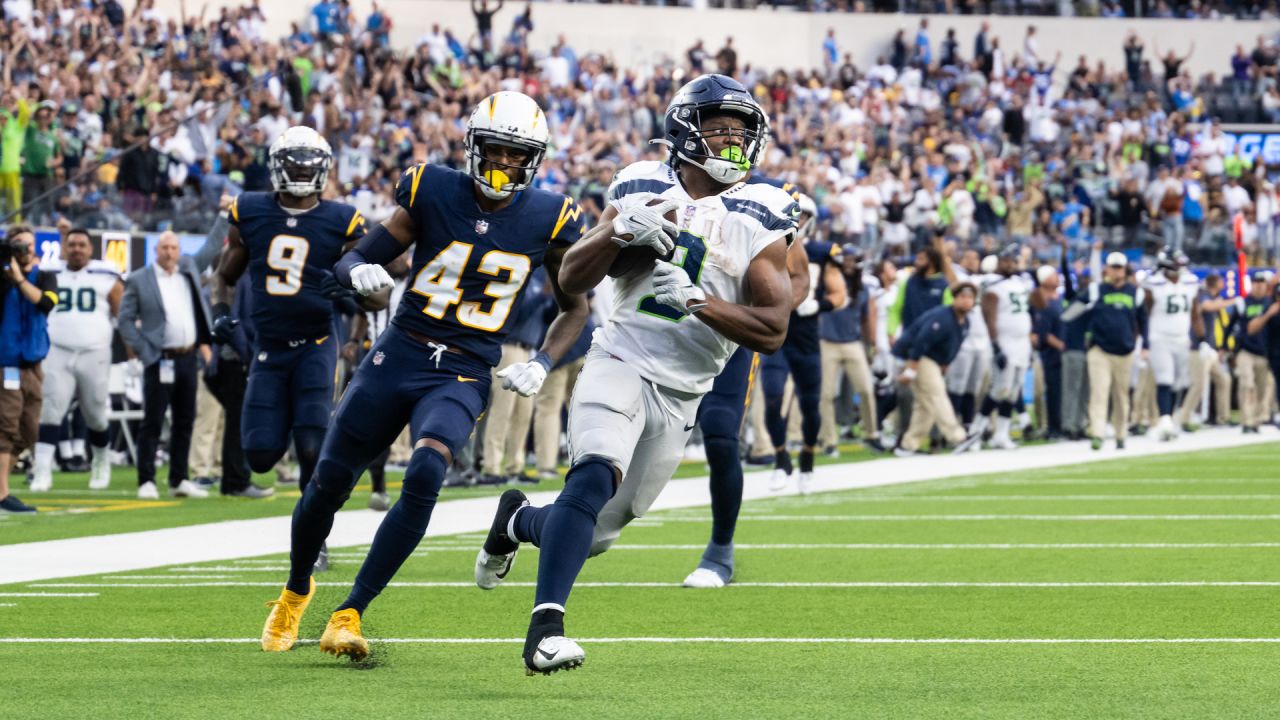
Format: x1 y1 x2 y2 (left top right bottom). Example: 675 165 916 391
530 350 553 373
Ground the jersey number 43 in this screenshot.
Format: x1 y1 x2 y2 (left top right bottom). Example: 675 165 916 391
411 240 531 332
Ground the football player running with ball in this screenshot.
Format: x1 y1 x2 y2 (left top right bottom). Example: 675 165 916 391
475 74 796 675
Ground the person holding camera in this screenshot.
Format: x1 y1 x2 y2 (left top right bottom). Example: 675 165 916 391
0 225 58 514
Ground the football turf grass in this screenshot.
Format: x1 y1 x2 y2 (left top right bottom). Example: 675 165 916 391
3 442 1279 718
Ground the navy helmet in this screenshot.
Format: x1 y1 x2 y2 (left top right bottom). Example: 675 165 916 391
656 74 768 185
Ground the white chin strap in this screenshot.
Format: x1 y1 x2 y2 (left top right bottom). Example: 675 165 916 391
690 155 748 185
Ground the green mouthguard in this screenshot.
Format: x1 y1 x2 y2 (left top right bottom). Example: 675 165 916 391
720 146 750 170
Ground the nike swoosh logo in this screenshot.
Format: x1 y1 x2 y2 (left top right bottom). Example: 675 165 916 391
458 376 478 383
683 423 696 432
495 556 514 579
537 648 557 660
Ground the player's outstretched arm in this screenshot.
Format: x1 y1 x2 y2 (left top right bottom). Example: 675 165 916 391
334 207 415 295
211 224 246 308
539 245 590 363
558 205 622 296
664 238 791 354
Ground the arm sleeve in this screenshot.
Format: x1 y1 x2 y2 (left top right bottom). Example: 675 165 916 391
34 270 58 314
394 164 428 215
345 208 368 240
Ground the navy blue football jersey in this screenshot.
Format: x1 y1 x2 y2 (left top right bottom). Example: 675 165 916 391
229 192 367 341
391 163 586 366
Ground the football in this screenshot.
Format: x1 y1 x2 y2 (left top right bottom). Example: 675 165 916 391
607 198 677 279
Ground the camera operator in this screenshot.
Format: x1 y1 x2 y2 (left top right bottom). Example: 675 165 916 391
0 225 58 514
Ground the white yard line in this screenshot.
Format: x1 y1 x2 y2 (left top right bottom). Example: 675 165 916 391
0 592 98 597
320 542 1280 552
813 494 1280 501
28 580 1280 589
682 514 1280 521
4 636 1280 645
0 428 1274 585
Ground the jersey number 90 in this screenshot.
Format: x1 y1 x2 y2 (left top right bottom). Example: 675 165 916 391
410 240 531 332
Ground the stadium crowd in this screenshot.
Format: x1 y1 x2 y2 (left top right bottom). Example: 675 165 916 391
1 0 1280 512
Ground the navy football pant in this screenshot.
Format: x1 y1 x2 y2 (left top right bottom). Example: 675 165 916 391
241 335 338 490
286 326 491 599
762 343 822 450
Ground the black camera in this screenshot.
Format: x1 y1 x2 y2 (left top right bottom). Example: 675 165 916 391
0 235 30 267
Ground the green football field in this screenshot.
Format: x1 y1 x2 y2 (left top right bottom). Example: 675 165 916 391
3 442 1279 718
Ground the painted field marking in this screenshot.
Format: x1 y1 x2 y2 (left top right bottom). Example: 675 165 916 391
4 636 1280 645
326 542 1280 554
0 592 98 597
108 575 236 580
803 494 1280 502
678 514 1280 522
28 581 1280 589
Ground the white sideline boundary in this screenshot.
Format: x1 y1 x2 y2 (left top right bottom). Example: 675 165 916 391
0 429 1275 585
5 636 1280 645
30 580 1280 589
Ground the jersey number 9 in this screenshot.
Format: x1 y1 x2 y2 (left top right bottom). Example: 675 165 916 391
266 235 310 296
410 240 531 332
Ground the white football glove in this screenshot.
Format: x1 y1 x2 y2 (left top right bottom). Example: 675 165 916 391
349 263 394 296
795 297 820 317
126 358 144 378
496 355 550 397
612 197 678 256
652 261 707 316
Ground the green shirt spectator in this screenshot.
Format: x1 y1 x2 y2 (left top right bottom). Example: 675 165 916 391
22 121 58 177
0 97 31 175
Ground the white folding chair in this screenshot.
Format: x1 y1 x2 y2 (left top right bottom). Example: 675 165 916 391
107 363 145 464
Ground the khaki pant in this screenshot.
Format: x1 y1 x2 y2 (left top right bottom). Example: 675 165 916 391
1179 347 1231 426
1236 351 1273 428
747 377 772 458
1087 347 1134 441
189 375 224 477
900 358 966 452
1132 363 1157 427
534 357 583 472
0 364 42 455
482 344 535 476
819 340 878 447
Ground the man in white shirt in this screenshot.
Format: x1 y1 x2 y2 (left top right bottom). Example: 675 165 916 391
118 231 220 500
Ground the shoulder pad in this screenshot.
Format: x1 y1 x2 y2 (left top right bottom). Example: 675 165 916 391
722 182 800 234
607 161 676 205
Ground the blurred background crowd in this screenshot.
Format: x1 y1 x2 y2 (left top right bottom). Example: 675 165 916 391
2 0 1279 505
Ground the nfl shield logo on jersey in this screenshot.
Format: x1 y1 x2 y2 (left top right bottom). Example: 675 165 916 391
372 351 385 366
475 220 489 235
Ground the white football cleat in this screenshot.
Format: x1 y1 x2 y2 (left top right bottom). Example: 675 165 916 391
137 482 160 500
1157 416 1177 442
797 471 813 496
682 567 728 589
89 452 111 490
989 434 1017 450
768 468 790 492
169 480 209 498
28 468 52 493
475 548 518 590
525 636 585 676
367 491 390 512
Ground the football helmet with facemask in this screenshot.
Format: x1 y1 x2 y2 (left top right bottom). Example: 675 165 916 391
656 74 769 186
268 126 332 197
464 91 550 200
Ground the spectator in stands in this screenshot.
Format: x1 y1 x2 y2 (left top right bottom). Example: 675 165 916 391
21 101 61 226
117 231 220 500
0 225 56 514
0 87 30 220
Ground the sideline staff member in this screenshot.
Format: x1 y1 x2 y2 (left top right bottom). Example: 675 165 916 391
0 225 57 514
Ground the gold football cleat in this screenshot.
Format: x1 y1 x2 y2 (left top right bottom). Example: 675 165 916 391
261 577 315 652
320 608 370 661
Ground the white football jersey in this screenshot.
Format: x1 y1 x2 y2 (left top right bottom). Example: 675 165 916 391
45 259 120 350
955 269 993 347
1145 271 1199 340
986 273 1033 362
594 161 796 394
